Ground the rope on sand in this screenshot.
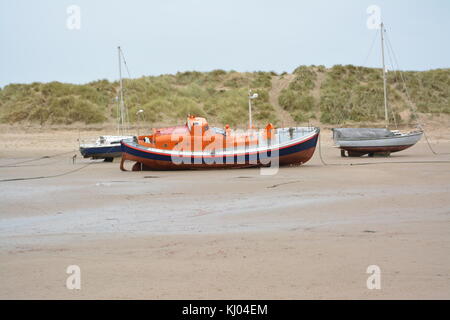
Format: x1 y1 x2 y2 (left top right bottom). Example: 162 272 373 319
349 160 450 166
0 162 94 182
422 130 450 156
0 150 75 168
317 133 346 166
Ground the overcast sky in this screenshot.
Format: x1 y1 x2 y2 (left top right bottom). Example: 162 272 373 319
1 0 449 87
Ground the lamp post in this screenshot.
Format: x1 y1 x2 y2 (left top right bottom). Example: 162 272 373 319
248 90 258 129
136 109 144 136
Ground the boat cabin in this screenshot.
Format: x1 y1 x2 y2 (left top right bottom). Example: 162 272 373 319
137 115 270 151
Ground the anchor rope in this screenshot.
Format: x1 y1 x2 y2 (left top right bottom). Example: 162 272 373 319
0 150 75 168
0 162 95 182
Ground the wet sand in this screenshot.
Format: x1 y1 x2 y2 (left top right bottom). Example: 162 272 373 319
0 129 449 299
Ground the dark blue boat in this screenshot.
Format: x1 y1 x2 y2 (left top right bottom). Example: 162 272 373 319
79 135 133 160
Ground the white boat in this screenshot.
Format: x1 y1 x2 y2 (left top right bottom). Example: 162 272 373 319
79 46 133 160
80 135 132 161
333 23 423 157
332 128 423 157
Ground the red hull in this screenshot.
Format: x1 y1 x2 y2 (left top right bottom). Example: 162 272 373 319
341 144 414 157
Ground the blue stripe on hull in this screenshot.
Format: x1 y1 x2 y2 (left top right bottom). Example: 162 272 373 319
80 145 122 157
121 134 319 164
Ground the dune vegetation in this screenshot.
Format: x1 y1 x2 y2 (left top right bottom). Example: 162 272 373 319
0 66 448 128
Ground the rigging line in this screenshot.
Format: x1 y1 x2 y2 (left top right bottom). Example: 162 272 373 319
384 39 399 129
385 48 405 126
0 162 95 183
362 29 380 67
119 47 132 78
116 95 121 135
119 47 132 135
354 29 380 124
385 34 450 155
384 34 420 122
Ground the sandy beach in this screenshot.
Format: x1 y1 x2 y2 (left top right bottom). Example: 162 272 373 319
0 127 449 299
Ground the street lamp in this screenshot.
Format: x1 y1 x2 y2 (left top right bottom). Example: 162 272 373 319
136 109 144 136
248 90 258 129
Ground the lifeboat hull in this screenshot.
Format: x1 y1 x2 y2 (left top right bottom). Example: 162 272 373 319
120 129 319 171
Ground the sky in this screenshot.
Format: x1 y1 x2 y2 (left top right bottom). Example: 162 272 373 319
0 0 449 87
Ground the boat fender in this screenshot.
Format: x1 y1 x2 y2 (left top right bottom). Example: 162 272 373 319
266 123 274 139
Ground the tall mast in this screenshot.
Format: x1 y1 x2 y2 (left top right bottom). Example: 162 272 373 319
118 46 125 135
380 22 389 128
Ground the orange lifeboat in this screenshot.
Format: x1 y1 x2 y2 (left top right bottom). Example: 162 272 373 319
120 115 320 171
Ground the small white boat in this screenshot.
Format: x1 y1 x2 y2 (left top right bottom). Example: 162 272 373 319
333 22 422 157
332 128 423 157
79 46 134 160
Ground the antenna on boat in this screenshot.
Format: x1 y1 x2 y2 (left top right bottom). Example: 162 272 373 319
117 46 132 135
380 22 389 128
248 90 258 129
115 95 120 135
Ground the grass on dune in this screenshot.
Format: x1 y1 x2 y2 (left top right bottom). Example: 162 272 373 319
0 66 448 127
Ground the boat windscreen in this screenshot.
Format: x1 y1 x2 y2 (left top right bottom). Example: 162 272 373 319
212 127 225 135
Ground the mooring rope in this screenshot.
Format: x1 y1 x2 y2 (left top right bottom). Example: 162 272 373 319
0 150 75 168
384 33 450 156
317 133 344 166
0 162 95 182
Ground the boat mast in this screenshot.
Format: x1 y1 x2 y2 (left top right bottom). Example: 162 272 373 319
380 22 389 128
118 46 125 135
